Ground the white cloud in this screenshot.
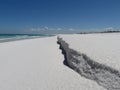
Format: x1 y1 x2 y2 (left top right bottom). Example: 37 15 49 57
69 28 75 31
30 28 36 31
30 26 49 32
44 26 49 30
29 27 64 32
29 26 79 34
30 28 41 32
104 27 114 31
57 28 62 30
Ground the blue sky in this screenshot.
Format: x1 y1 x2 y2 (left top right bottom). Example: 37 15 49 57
0 0 120 34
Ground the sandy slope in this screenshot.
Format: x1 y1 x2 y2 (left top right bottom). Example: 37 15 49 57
0 36 105 90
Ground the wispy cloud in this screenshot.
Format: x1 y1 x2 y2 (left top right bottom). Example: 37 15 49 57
29 26 49 32
104 27 114 31
44 26 49 30
26 26 80 34
56 28 62 31
29 26 64 32
68 28 75 31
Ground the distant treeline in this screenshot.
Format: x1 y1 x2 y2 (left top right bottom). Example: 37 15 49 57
78 30 120 34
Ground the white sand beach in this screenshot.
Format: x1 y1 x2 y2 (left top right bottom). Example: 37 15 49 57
0 36 105 90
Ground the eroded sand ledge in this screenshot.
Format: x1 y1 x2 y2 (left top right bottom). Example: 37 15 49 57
57 35 120 90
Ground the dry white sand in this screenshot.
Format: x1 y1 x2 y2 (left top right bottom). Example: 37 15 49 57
0 36 105 90
59 33 120 71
